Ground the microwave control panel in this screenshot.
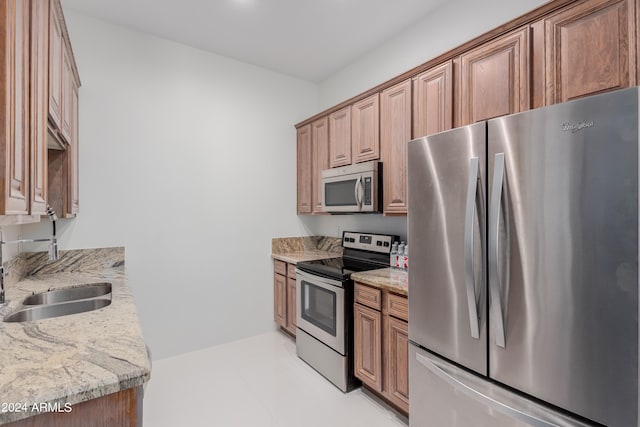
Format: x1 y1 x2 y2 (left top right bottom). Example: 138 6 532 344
363 177 372 205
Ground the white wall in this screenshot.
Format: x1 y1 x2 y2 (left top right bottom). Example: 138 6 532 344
319 0 548 109
21 11 319 360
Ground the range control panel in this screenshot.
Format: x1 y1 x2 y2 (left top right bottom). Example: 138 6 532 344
342 231 395 254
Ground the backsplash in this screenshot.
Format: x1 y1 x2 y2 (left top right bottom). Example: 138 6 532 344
272 236 342 254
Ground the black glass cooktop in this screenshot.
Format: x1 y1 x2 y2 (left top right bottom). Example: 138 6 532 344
296 253 388 281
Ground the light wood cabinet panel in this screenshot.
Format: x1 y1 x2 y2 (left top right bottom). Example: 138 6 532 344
311 116 328 213
60 46 72 143
354 303 383 392
329 106 351 167
0 0 31 215
355 282 382 310
541 0 636 104
385 292 409 322
459 27 530 125
30 0 49 216
296 124 312 214
351 94 380 163
274 273 287 328
381 80 411 215
48 0 63 129
286 277 297 336
385 315 409 414
413 61 453 138
67 79 79 216
274 259 287 276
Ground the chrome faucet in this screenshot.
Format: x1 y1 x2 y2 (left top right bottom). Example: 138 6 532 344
0 206 59 307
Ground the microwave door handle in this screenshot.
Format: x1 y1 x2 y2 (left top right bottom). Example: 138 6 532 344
354 176 362 208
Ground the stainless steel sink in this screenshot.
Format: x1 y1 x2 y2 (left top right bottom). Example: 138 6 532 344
4 298 112 322
22 283 112 305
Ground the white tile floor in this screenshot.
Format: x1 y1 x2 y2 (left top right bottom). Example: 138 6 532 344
143 330 409 427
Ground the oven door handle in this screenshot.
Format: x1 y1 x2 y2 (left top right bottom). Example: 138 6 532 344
354 176 363 208
295 269 345 289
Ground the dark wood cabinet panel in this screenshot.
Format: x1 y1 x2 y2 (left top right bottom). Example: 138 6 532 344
296 124 312 214
381 80 411 215
459 27 530 125
413 61 453 138
540 0 636 104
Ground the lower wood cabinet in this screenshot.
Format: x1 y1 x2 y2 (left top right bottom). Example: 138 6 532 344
5 387 143 427
273 260 296 337
353 282 409 414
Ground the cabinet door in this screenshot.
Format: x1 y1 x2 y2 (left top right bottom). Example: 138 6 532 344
351 94 380 163
274 273 287 328
60 46 72 143
286 277 297 336
354 303 382 392
30 0 49 216
459 27 530 125
48 0 63 129
311 116 328 213
67 80 79 216
329 106 351 167
0 0 30 215
380 80 411 215
385 316 409 413
413 61 453 138
296 124 312 214
541 0 636 104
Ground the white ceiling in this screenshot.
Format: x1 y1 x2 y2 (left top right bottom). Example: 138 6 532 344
61 0 448 83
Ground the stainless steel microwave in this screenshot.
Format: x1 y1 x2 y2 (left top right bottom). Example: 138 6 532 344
321 161 382 213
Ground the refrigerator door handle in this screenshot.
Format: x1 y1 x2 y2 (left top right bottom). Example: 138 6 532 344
415 352 560 427
489 152 507 348
464 157 481 339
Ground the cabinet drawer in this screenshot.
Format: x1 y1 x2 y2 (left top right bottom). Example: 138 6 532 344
355 283 382 310
274 260 287 276
385 292 408 321
287 263 296 279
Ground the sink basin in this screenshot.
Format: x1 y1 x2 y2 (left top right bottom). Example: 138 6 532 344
22 283 112 305
4 298 112 322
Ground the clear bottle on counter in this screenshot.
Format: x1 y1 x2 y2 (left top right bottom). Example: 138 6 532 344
390 242 398 269
403 245 409 271
396 241 405 269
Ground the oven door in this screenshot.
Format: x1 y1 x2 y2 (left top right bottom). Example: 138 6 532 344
296 269 345 355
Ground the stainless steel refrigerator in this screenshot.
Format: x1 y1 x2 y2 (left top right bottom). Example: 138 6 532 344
408 87 639 427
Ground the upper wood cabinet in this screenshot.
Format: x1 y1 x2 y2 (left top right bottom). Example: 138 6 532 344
413 61 454 138
381 80 411 215
67 78 79 216
30 0 50 216
535 0 636 105
60 46 73 143
0 0 32 215
351 94 380 164
311 116 329 214
459 27 530 125
48 0 63 130
329 106 351 168
296 124 312 214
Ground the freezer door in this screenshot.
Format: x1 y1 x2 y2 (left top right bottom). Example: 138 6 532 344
409 344 595 427
487 87 639 426
408 123 487 375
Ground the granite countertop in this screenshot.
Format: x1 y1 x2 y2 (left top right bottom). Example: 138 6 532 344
272 235 342 265
0 248 150 425
351 268 408 296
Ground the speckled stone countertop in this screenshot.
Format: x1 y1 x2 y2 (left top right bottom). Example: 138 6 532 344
351 268 408 296
272 236 342 265
0 247 150 425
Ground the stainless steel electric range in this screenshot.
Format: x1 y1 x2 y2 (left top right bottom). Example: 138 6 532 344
295 231 397 392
